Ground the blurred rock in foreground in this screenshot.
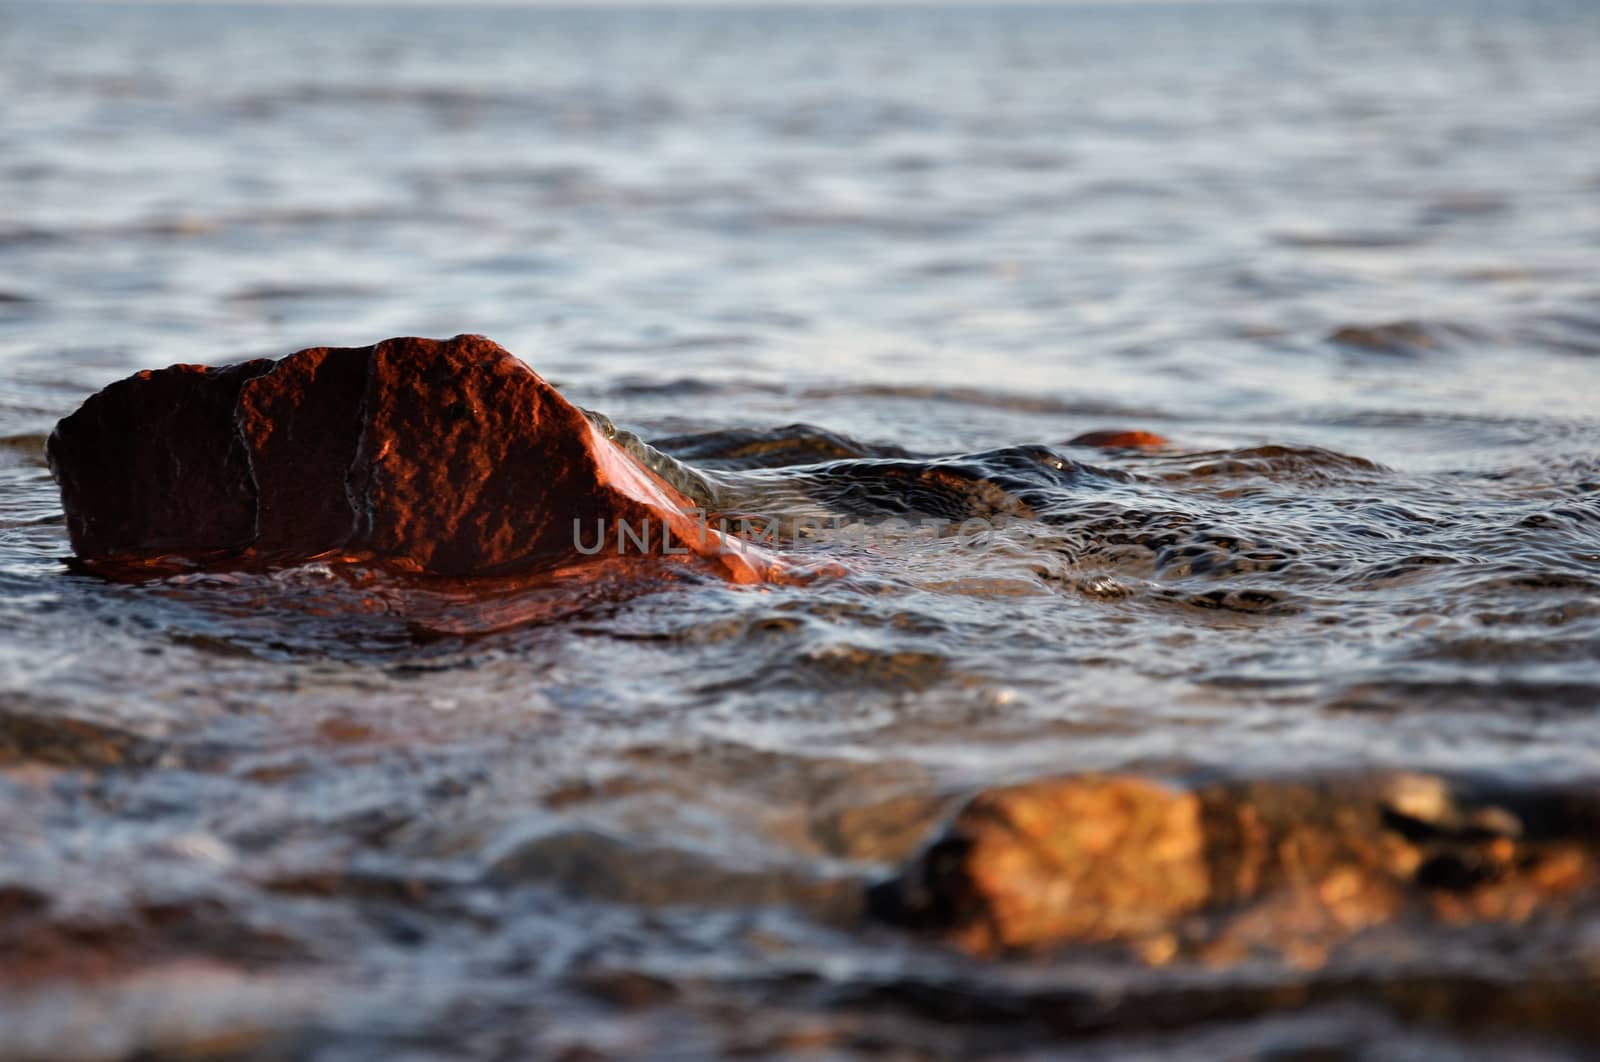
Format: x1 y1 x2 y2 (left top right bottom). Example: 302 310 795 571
871 771 1600 962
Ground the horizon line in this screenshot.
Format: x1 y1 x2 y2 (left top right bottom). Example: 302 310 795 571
2 0 1303 8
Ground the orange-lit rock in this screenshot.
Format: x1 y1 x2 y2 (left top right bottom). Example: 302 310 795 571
870 775 1208 955
1067 430 1169 450
48 335 780 583
871 772 1600 958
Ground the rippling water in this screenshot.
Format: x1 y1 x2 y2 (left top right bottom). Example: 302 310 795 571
2 0 1599 1057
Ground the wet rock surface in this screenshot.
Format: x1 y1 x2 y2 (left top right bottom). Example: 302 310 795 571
47 335 776 582
46 359 274 561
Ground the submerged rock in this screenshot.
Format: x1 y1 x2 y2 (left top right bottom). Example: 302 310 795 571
1326 319 1482 354
48 335 780 582
870 771 1600 959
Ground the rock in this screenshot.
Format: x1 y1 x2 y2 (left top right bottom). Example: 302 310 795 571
0 706 161 769
485 828 858 915
870 772 1600 958
49 359 273 560
234 344 370 557
48 335 781 582
1066 430 1168 450
869 775 1208 954
1326 320 1481 354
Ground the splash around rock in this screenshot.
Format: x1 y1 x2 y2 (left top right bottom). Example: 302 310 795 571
47 335 783 584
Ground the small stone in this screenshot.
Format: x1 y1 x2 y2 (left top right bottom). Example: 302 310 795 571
1066 430 1169 450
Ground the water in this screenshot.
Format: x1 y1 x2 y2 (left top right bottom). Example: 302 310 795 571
2 0 1599 1056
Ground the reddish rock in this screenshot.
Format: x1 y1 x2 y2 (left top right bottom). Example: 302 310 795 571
48 359 274 560
48 335 781 583
1067 430 1170 451
235 344 370 557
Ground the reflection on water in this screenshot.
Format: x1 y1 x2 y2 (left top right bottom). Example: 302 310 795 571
2 0 1599 1057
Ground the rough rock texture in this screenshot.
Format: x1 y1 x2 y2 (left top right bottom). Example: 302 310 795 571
871 771 1600 960
48 335 778 582
48 359 274 559
235 344 370 557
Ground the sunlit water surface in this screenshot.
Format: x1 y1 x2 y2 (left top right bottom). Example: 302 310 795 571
1 0 1598 1057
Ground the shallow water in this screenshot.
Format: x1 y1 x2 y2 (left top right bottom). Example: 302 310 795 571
2 0 1600 1057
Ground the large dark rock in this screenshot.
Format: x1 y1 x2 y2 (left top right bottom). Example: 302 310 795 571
48 335 778 581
